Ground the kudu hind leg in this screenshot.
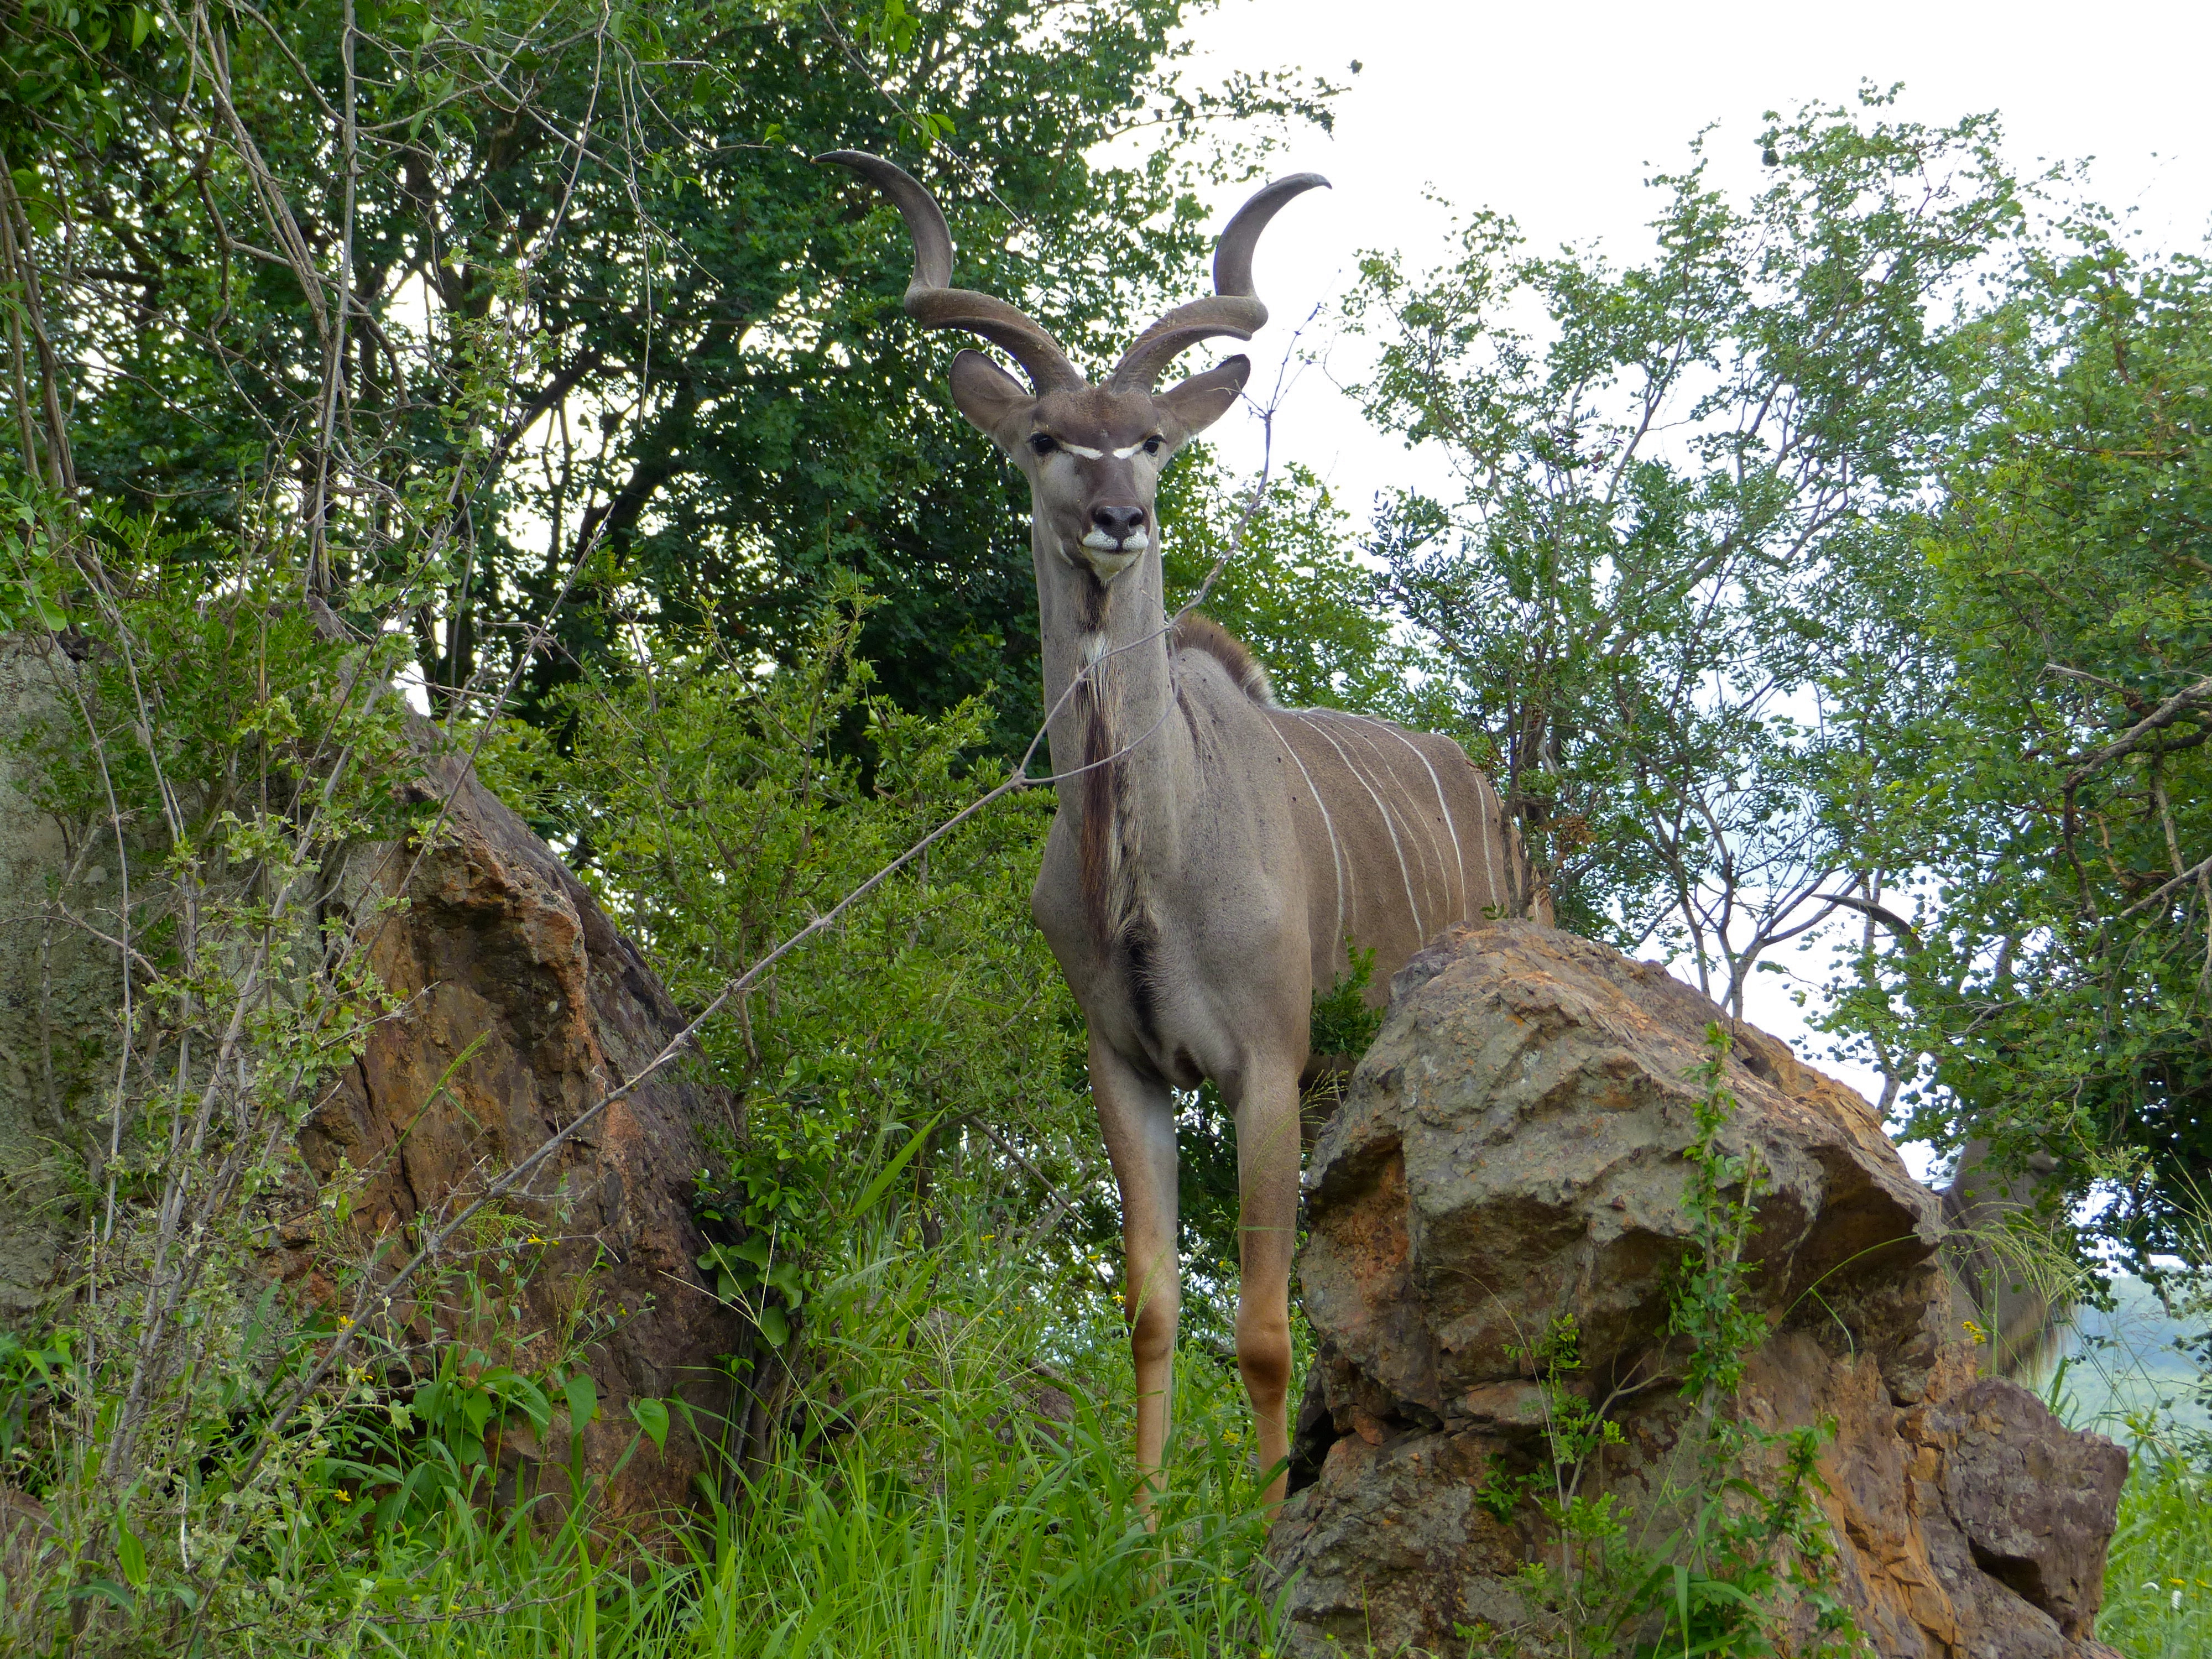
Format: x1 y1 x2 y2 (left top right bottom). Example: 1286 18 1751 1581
1230 1058 1302 1507
1088 1035 1180 1503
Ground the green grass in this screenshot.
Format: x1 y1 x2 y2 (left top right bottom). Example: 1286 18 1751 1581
2100 1455 2212 1659
51 1237 2212 1656
249 1423 1279 1659
64 1225 1292 1658
2048 1286 2212 1659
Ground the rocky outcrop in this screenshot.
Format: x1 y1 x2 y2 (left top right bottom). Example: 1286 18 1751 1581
1 620 747 1523
291 744 748 1521
1270 921 2126 1659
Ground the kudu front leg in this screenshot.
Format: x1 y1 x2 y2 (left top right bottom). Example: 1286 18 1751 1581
1229 1056 1302 1509
1088 1033 1180 1507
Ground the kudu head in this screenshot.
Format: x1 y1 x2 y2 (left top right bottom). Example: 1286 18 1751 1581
818 152 1326 580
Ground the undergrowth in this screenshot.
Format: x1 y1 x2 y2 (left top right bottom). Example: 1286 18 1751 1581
2101 1451 2212 1659
2 1219 1290 1657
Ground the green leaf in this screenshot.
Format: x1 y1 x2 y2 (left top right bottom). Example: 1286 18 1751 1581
505 1375 552 1430
629 1396 670 1453
847 1110 945 1220
76 1578 135 1613
563 1371 598 1435
117 1526 148 1589
757 1304 789 1348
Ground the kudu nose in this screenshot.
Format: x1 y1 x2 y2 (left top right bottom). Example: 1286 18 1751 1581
1091 505 1147 544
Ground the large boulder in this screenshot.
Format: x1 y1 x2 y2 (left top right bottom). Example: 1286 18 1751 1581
0 622 743 1521
289 744 748 1521
1269 920 2126 1659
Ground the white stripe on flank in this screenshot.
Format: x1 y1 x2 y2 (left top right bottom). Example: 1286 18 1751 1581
1476 772 1503 902
1321 712 1448 933
1269 716 1345 947
1324 713 1452 920
1298 711 1425 942
1379 722 1468 911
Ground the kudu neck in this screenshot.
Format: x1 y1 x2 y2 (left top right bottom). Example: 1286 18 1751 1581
1031 510 1179 805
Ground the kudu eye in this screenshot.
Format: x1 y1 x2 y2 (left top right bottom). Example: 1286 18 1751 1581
1028 433 1058 457
1142 435 1165 457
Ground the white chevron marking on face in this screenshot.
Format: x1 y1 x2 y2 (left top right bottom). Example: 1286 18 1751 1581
1060 442 1105 459
1111 443 1147 459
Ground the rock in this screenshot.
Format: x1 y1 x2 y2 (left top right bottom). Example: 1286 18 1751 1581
288 743 747 1522
1270 920 2126 1659
0 624 745 1523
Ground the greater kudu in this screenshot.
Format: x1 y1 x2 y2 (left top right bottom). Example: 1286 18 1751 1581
821 152 1529 1504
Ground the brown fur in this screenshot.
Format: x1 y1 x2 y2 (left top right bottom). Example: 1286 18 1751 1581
1077 675 1115 948
1074 650 1166 1041
1173 612 1274 705
1079 612 1268 950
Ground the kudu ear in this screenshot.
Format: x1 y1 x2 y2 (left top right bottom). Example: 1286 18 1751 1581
948 348 1034 438
1157 355 1250 439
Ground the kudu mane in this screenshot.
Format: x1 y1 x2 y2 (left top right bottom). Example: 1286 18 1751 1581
1173 613 1275 706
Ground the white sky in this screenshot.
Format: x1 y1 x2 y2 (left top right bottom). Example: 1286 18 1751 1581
1181 0 2212 513
1156 0 2212 1166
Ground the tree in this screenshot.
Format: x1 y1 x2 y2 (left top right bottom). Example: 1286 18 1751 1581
1341 89 2023 1003
1822 225 2212 1265
1160 455 1413 714
2 0 1334 752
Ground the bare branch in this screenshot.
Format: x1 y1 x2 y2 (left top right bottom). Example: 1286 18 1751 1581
2063 673 2212 789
